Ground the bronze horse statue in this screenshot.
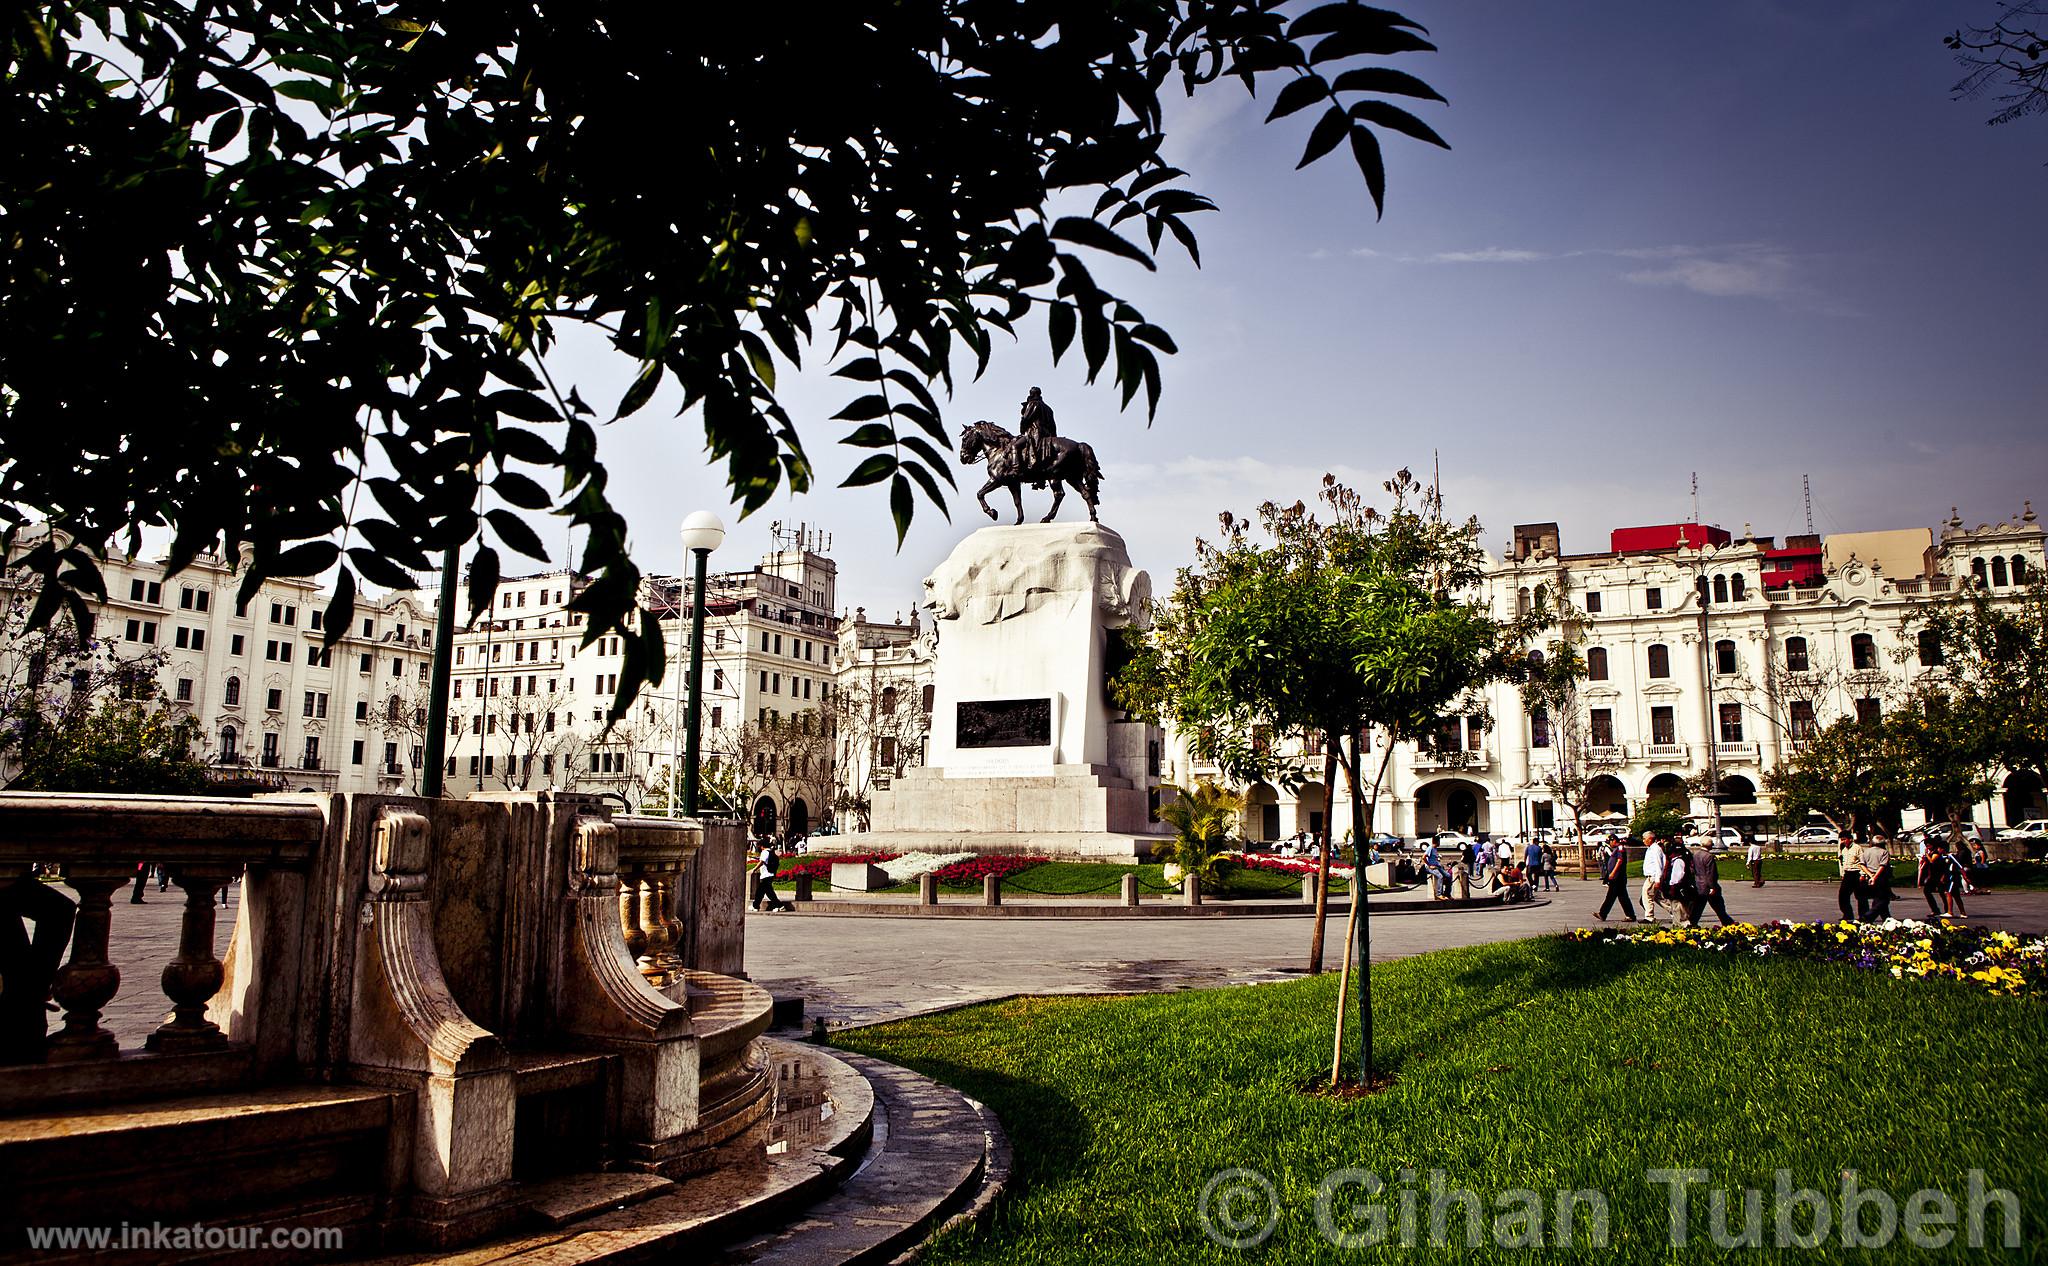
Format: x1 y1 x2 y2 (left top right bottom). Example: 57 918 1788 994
958 420 1104 524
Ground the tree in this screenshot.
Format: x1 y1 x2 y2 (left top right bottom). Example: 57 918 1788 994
1909 579 2048 792
1626 798 1687 844
1889 688 2000 848
1152 781 1243 892
8 700 207 794
828 669 933 831
1948 3 2048 129
1519 638 1617 875
0 587 176 784
3 2 1449 717
1763 716 1912 841
1117 469 1546 1087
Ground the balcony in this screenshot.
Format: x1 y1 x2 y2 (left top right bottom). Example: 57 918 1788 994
1412 747 1492 772
1644 742 1689 763
1714 741 1760 763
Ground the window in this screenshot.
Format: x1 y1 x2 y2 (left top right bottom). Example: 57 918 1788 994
1718 703 1744 743
1466 715 1484 750
1650 705 1676 745
1785 637 1809 673
1730 575 1746 601
352 740 365 765
1918 628 1943 667
1789 701 1817 741
1530 708 1551 748
1589 708 1614 748
710 706 722 729
387 696 402 723
266 688 282 711
1647 644 1671 678
1992 556 2010 587
881 685 899 713
472 715 483 735
921 684 935 713
390 657 401 677
303 737 321 769
1586 647 1609 681
470 755 481 777
2015 556 2032 584
1584 592 1602 614
261 732 279 765
1850 633 1877 670
230 633 244 655
221 726 238 758
175 677 193 702
235 598 249 619
304 691 316 717
1971 557 1987 586
1516 587 1532 619
225 677 241 706
1855 696 1881 724
419 662 430 683
125 619 158 644
309 609 323 631
1713 574 1728 604
1714 639 1737 675
385 742 400 771
454 680 463 699
1645 587 1662 610
128 579 161 604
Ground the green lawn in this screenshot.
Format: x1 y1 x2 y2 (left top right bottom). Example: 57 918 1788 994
836 937 2047 1263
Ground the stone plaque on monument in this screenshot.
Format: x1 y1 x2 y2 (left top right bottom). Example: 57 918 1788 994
957 698 1053 748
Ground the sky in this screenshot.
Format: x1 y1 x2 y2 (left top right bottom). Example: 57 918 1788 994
536 1 2048 618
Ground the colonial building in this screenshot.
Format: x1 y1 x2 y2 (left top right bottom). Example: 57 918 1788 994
1166 502 2047 843
1 538 437 794
830 607 937 831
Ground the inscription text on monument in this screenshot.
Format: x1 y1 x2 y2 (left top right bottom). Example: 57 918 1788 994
957 698 1052 749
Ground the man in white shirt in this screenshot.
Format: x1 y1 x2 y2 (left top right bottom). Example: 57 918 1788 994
1640 832 1670 923
1746 838 1764 887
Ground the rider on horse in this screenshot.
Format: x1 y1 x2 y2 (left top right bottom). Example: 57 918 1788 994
1018 387 1056 488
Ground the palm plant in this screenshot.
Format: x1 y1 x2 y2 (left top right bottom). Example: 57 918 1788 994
1152 781 1243 892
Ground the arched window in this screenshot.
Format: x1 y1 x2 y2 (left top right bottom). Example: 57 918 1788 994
1527 649 1546 670
1992 556 2010 586
1971 558 1988 587
220 726 237 759
880 685 898 713
1918 628 1944 667
2015 556 2033 584
1533 584 1549 610
1714 639 1737 674
224 676 241 706
1530 708 1551 748
1516 587 1531 618
1851 633 1877 670
386 695 402 722
1730 574 1746 601
1785 637 1809 673
1587 647 1609 681
920 684 935 713
1713 575 1728 604
1647 644 1671 678
1696 576 1711 604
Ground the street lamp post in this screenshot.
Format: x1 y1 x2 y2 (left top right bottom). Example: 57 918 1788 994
678 512 726 817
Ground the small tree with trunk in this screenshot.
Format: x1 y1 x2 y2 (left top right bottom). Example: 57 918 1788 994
1520 639 1613 876
1116 469 1546 1088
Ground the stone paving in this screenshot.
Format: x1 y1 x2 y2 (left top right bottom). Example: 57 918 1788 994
744 878 2048 1030
73 874 2048 1048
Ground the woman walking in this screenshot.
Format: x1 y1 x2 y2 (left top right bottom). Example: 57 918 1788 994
1937 840 1970 920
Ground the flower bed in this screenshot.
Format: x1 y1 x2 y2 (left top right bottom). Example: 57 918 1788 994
1239 853 1352 877
1568 918 2045 998
774 851 900 883
931 855 1049 886
878 851 976 883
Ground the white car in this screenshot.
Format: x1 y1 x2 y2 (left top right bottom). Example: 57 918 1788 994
1777 825 1841 848
1998 819 2048 840
1685 826 1742 852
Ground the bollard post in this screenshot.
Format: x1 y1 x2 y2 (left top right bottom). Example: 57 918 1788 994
920 873 938 906
794 873 814 903
984 873 1002 907
1121 873 1139 906
1301 875 1316 903
1183 874 1201 906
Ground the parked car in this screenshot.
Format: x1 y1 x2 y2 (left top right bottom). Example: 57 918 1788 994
1997 819 2048 840
1683 825 1743 852
1774 825 1842 848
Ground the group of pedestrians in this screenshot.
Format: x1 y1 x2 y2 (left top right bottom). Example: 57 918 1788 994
1420 833 1558 902
1594 829 1731 927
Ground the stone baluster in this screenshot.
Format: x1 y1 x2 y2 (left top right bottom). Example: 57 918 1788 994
48 863 130 1061
148 865 240 1053
635 873 671 985
654 871 687 979
619 863 649 971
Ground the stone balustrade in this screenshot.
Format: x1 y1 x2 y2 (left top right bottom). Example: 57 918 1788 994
0 790 764 1249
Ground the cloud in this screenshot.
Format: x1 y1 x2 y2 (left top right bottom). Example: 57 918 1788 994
1427 247 1559 263
1620 245 1795 299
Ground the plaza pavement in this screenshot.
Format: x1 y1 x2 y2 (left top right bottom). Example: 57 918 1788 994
82 877 2048 1047
745 878 2048 1029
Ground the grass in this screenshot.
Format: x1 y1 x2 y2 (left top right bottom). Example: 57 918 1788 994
836 936 2048 1263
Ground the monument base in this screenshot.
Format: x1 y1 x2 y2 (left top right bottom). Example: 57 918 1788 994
822 829 1163 863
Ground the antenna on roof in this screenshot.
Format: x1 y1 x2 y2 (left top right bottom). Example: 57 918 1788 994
1802 474 1813 535
1690 471 1699 525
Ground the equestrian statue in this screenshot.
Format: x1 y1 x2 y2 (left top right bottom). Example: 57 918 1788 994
957 388 1104 524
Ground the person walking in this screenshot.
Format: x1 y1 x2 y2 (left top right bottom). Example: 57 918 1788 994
1859 833 1895 921
1523 835 1544 893
1683 840 1733 927
1746 836 1764 887
1640 832 1669 923
1539 841 1559 892
1595 836 1638 921
754 840 790 913
128 860 149 904
1937 843 1970 920
1837 834 1864 922
1916 837 1947 918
